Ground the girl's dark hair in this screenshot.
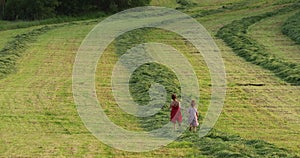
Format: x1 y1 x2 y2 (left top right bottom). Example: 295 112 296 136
171 94 177 100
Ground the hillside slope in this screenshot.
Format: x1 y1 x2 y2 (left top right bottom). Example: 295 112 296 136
0 0 299 157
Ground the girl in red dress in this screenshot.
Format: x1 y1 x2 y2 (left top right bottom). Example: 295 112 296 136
170 94 182 130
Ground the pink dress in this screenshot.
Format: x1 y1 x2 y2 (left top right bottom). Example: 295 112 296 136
170 100 182 123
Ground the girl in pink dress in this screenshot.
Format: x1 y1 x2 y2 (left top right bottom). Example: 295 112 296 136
170 94 182 130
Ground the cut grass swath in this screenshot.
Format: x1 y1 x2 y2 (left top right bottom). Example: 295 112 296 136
0 26 59 79
217 2 300 85
282 11 300 44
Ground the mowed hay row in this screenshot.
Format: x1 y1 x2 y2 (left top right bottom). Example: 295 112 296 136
217 3 300 85
282 11 300 44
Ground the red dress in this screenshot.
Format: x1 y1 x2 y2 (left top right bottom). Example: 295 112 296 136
170 100 182 123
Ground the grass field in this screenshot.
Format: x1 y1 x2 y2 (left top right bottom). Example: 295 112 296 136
0 0 299 157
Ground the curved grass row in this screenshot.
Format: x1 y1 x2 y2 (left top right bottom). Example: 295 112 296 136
0 21 98 80
282 11 300 44
0 25 59 79
178 129 296 157
217 3 300 86
247 10 300 64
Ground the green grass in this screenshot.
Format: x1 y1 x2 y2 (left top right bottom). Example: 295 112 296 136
0 27 41 50
178 130 296 157
150 0 179 8
189 0 258 18
0 0 300 157
282 11 300 44
129 63 180 106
